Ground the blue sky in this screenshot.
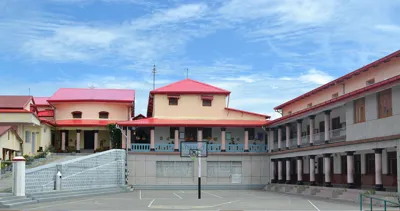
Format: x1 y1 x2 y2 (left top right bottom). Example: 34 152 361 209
1 0 400 119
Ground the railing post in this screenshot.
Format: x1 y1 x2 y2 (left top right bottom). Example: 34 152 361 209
384 201 386 211
56 164 62 190
370 197 372 211
359 194 362 211
12 154 26 196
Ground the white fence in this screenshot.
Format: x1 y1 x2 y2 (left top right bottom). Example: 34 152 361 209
25 149 126 194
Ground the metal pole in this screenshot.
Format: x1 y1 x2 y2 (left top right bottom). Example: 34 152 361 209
198 156 201 199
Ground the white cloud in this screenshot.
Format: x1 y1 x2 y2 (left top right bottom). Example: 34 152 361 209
299 68 334 85
375 24 400 33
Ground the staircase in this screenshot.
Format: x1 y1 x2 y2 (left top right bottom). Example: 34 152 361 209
0 193 37 208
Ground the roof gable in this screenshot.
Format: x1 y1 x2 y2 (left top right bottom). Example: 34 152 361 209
150 79 230 95
48 88 135 103
34 97 50 106
0 96 33 109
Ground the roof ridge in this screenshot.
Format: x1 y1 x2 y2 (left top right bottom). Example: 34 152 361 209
58 88 135 91
187 78 230 92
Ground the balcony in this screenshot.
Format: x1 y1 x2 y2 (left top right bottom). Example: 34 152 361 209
130 143 268 153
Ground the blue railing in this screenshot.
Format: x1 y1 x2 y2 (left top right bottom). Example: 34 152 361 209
360 194 400 211
131 144 150 152
226 144 244 152
249 144 267 152
155 144 175 152
208 144 221 152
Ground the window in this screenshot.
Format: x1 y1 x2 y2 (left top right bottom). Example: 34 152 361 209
25 131 31 143
307 103 312 108
366 153 375 174
354 98 366 123
203 128 212 140
169 98 178 106
156 161 193 177
378 89 392 119
388 152 397 175
331 117 340 130
207 161 242 177
332 92 339 98
202 99 212 106
247 128 255 140
341 155 347 174
169 127 177 139
99 111 109 119
71 111 82 119
366 78 375 86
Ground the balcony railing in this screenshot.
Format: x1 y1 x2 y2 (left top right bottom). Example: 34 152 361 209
131 143 267 153
227 144 244 152
131 143 150 152
249 144 267 152
208 144 221 152
154 144 175 152
330 127 346 142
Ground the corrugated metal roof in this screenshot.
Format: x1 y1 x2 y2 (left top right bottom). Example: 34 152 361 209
0 96 32 109
150 79 230 95
48 88 135 103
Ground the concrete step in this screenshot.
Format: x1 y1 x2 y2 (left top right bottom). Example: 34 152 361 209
28 186 126 196
0 196 37 208
32 188 128 203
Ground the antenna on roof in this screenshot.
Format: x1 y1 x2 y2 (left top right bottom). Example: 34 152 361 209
89 84 95 89
152 64 157 90
186 68 189 79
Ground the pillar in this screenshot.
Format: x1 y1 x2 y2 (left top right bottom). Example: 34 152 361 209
150 127 155 151
269 129 275 152
278 127 282 151
221 128 226 152
324 154 332 187
61 130 66 152
278 159 283 183
244 129 249 152
286 159 291 184
174 128 179 152
309 155 316 186
297 156 303 185
285 124 290 149
324 110 331 143
94 130 99 153
309 115 315 146
121 128 126 149
296 120 302 148
12 154 25 196
76 130 81 153
346 151 355 188
271 159 276 183
375 148 385 191
127 128 132 151
197 128 203 142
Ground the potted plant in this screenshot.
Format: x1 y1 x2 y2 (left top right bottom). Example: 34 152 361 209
213 137 218 142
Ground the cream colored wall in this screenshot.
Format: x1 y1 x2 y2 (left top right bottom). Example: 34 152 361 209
153 94 265 120
0 113 40 125
282 57 400 116
54 102 130 120
24 99 34 111
22 125 41 156
40 124 52 149
0 131 21 159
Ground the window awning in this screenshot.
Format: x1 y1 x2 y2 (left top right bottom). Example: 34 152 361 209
167 95 180 99
201 95 213 100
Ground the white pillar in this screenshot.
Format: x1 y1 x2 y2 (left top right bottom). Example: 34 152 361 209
375 149 385 191
221 128 226 152
174 128 179 151
297 157 303 185
12 155 25 196
150 127 155 151
309 155 316 185
361 153 366 175
197 128 203 141
285 124 290 149
324 110 331 143
244 129 249 152
94 130 98 152
324 154 332 187
278 127 282 150
296 120 302 147
278 160 283 183
76 130 81 153
61 131 66 152
271 159 276 183
127 128 131 151
346 151 355 188
121 128 126 149
309 115 315 146
286 159 291 183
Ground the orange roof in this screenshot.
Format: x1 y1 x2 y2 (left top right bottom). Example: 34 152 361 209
117 118 268 127
150 79 230 95
225 107 270 119
34 97 50 106
274 50 400 110
56 119 117 127
48 88 135 103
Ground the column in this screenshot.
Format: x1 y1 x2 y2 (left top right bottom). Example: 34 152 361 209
174 128 179 152
278 159 283 183
244 128 249 152
221 128 226 152
94 130 99 153
309 155 316 186
121 128 126 149
286 159 291 184
324 110 331 143
297 156 303 185
271 159 276 183
278 127 282 151
76 130 81 153
296 120 302 148
61 130 66 152
150 127 155 151
197 128 203 142
324 153 332 187
285 124 290 150
375 148 385 191
309 115 315 146
346 151 355 188
12 154 26 196
127 127 132 151
269 129 275 152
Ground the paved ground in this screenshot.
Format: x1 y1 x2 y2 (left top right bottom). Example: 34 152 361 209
9 189 374 211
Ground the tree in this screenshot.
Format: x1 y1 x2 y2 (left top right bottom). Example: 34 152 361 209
107 124 122 149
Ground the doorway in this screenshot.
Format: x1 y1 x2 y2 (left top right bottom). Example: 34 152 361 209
354 154 362 187
84 131 94 149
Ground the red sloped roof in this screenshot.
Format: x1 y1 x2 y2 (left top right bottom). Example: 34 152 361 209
0 126 12 136
274 50 400 110
34 97 50 106
38 110 54 117
0 96 33 109
48 88 135 103
150 79 231 95
56 119 117 127
225 107 270 119
117 118 268 127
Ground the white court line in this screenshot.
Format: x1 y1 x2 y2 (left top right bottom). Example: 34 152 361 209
24 198 95 210
210 200 240 208
140 190 142 200
179 190 185 193
173 192 183 199
308 200 321 211
148 199 155 208
203 191 223 198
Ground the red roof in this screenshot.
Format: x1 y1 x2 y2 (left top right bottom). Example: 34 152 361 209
0 96 33 109
225 107 270 119
117 118 268 127
40 118 56 126
48 88 135 103
274 50 400 110
56 119 117 127
267 75 400 126
150 79 231 95
0 126 12 137
38 110 54 117
34 97 50 106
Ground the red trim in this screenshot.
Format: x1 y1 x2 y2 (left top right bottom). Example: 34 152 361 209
56 119 117 127
267 75 400 126
117 118 268 127
274 50 400 110
47 99 134 103
201 95 214 100
167 95 180 99
153 91 229 95
225 107 270 119
38 110 54 117
0 109 31 113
